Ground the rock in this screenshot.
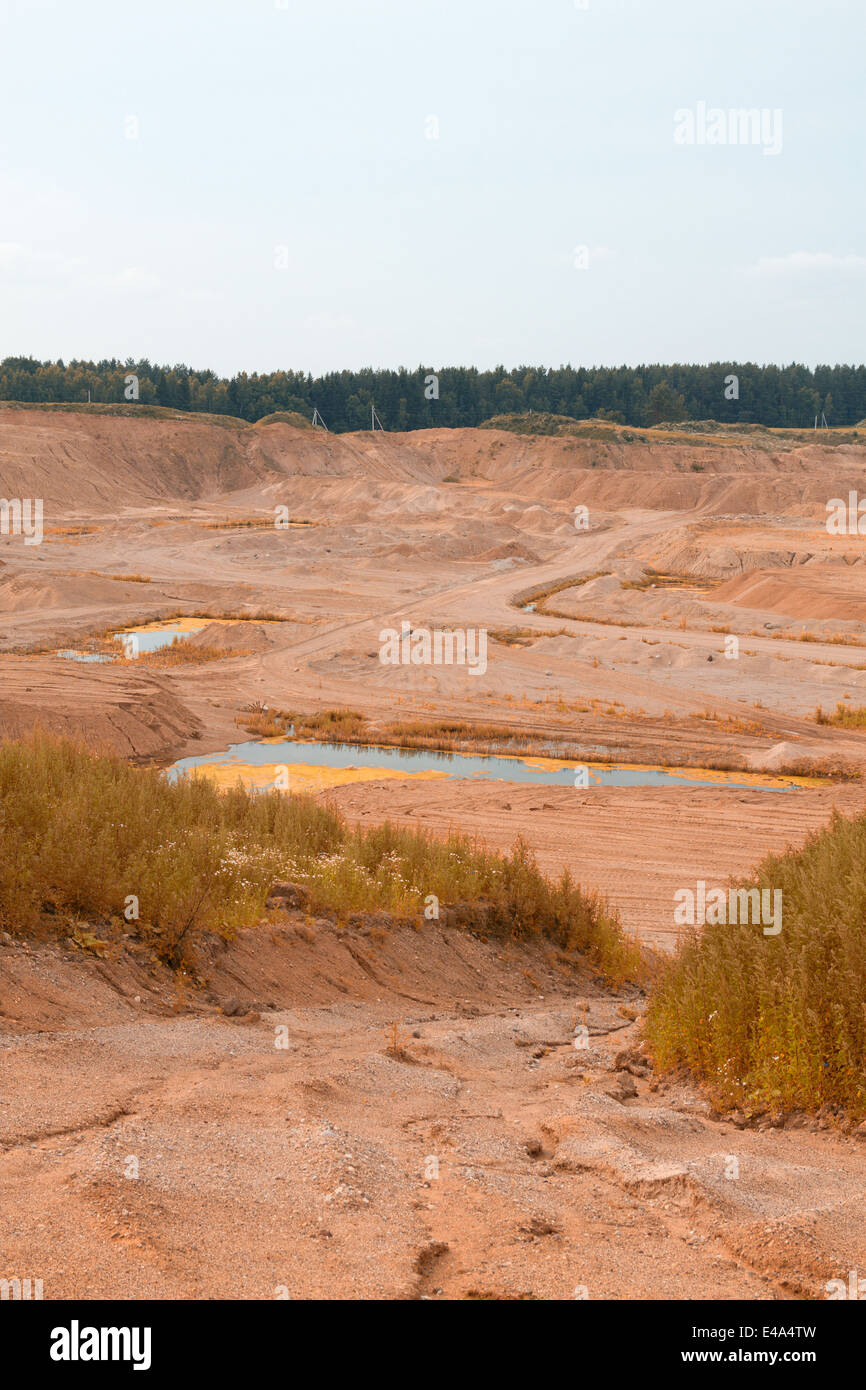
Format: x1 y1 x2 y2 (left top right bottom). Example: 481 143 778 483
525 1138 543 1157
606 1072 638 1103
784 1111 808 1130
521 1215 559 1238
0 931 14 946
221 997 247 1018
853 1122 866 1142
266 881 310 912
614 1047 652 1078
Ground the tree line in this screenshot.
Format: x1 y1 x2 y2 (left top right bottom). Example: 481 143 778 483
1 357 863 431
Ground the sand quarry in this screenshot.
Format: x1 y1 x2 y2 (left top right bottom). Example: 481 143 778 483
2 405 866 1300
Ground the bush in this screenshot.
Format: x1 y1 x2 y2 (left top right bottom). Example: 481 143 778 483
645 809 866 1115
814 703 866 729
0 734 636 980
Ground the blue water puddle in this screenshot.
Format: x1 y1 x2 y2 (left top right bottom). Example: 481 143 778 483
116 624 206 654
56 649 112 663
167 737 799 791
58 622 208 661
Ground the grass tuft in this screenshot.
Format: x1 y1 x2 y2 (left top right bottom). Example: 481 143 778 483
814 703 866 729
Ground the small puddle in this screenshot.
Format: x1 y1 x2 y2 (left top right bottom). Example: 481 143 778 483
167 738 810 793
114 619 213 657
56 649 113 663
57 618 232 661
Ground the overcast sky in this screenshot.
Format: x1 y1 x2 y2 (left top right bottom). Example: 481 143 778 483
0 0 863 376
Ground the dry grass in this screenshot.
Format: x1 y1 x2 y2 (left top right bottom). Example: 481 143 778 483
814 703 866 729
43 525 98 539
229 706 855 781
79 570 152 583
239 712 286 738
488 627 538 647
621 569 715 593
201 518 314 530
135 638 252 667
179 608 295 623
692 711 770 737
516 572 610 613
287 708 369 740
0 734 638 982
645 809 866 1116
772 630 866 651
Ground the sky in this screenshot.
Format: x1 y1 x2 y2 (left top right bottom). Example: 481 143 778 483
0 0 863 376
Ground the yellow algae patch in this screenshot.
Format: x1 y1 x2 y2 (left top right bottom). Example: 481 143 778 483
124 617 233 635
517 755 586 773
663 764 826 789
122 617 290 636
184 761 450 793
509 753 823 789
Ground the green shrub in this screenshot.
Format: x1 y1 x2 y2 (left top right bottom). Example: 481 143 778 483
645 809 866 1115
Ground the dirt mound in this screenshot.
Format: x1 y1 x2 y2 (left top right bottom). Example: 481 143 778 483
3 407 865 520
0 571 139 612
0 408 261 512
186 621 278 654
714 567 866 622
476 540 539 563
0 657 201 758
0 911 586 1035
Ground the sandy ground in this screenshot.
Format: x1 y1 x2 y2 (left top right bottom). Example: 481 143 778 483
2 924 866 1302
323 780 866 949
2 407 866 1300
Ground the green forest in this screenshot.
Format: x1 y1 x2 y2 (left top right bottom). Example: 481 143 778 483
1 356 862 432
